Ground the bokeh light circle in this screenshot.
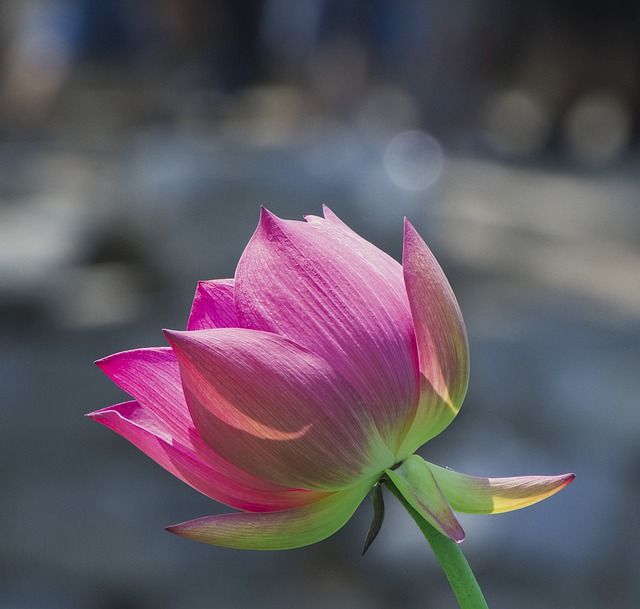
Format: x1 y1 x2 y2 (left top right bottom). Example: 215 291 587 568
383 130 445 191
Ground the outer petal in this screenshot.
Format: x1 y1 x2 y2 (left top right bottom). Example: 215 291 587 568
428 463 576 514
87 401 325 511
235 207 420 452
385 455 465 542
165 328 394 491
187 279 237 330
166 478 375 550
96 348 189 444
92 348 318 509
398 220 469 457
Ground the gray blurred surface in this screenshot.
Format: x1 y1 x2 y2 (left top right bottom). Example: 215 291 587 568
1 2 639 608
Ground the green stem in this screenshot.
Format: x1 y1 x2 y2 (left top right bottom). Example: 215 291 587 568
386 481 489 609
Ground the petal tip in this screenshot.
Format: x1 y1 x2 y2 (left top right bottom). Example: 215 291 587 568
255 206 288 239
165 522 195 541
402 216 415 234
84 407 114 423
162 328 184 344
321 204 335 219
259 206 280 226
94 355 111 370
402 219 424 258
320 206 352 229
162 329 190 356
447 519 466 543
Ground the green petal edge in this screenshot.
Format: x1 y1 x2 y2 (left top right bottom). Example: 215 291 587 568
428 462 575 514
166 478 375 550
386 455 465 543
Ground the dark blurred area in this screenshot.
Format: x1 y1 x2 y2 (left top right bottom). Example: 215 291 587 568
1 2 639 608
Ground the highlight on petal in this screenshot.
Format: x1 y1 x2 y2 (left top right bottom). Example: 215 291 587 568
385 455 465 542
87 401 326 511
187 279 237 330
166 478 375 550
428 462 575 514
235 207 420 453
93 348 325 510
165 328 394 491
403 220 469 408
398 220 469 456
397 375 458 461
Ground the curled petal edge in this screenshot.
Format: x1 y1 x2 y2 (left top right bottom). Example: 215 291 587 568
385 455 465 543
166 478 375 550
428 462 575 514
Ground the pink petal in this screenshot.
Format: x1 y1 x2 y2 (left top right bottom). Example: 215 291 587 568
234 207 420 453
97 348 187 442
165 328 395 491
398 220 470 455
167 478 374 550
187 279 238 331
94 348 315 508
87 401 324 511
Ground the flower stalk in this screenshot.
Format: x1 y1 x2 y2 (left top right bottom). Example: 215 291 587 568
386 480 489 609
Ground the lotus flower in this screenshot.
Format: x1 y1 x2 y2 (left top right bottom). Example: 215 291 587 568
88 207 573 550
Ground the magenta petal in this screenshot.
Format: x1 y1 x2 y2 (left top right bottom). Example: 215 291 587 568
165 328 394 491
234 207 420 452
399 220 470 452
87 401 324 511
187 279 237 330
94 348 314 507
97 348 186 438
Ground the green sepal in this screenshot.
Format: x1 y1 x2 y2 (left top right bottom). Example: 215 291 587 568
362 482 385 555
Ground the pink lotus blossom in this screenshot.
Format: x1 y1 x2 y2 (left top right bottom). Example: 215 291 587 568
88 207 573 550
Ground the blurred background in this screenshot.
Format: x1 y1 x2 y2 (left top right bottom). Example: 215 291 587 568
1 1 639 608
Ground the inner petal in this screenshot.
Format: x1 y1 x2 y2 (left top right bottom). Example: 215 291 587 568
165 327 395 491
234 208 420 454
